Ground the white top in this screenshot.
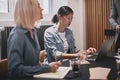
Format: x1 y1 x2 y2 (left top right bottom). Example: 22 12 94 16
58 31 69 53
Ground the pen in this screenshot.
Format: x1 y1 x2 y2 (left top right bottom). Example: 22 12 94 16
55 52 57 62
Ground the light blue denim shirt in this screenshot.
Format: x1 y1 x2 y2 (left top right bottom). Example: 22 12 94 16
44 25 77 63
7 27 50 77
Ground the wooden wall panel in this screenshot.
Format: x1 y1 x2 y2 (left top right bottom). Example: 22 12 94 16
85 0 114 50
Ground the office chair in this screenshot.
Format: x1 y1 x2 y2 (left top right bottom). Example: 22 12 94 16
0 58 8 77
104 29 115 36
37 25 52 50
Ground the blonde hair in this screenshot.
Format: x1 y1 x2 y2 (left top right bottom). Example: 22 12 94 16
14 0 40 29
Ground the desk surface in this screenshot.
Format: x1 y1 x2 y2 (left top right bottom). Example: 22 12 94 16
65 57 117 80
1 55 118 80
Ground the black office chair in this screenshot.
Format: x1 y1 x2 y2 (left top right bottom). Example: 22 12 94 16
37 25 52 50
104 29 115 36
1 27 13 59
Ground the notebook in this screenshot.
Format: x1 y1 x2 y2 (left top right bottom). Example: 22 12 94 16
89 67 111 80
87 39 114 61
33 66 71 79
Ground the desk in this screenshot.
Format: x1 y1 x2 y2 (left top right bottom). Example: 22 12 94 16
64 57 117 80
1 56 118 80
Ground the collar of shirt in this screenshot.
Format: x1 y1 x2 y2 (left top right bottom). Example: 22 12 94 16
16 26 37 34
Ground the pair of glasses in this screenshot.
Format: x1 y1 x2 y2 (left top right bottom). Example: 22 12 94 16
64 16 73 21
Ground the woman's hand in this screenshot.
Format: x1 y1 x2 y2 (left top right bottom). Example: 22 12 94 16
49 61 61 72
76 51 84 60
86 47 96 54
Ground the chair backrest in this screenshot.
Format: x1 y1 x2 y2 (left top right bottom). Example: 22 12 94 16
1 27 13 59
104 29 115 36
0 59 8 77
39 50 45 63
37 25 52 50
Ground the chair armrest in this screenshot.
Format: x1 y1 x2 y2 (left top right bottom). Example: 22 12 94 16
39 50 45 63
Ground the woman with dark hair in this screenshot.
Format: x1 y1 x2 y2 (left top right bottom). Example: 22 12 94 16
44 6 96 63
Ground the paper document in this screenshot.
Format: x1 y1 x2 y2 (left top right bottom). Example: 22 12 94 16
89 67 111 80
115 56 120 59
34 66 71 79
81 60 90 64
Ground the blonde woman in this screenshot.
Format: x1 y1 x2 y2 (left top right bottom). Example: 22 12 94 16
7 0 60 78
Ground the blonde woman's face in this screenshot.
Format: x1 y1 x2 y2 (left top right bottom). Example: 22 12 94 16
34 0 43 20
37 2 43 19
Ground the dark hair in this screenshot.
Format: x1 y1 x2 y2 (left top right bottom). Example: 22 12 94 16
51 6 74 24
51 14 59 24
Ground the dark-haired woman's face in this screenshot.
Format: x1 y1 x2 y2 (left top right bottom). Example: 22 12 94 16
61 13 73 27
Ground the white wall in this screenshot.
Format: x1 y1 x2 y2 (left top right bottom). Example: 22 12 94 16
51 0 68 16
68 0 86 50
0 0 16 26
